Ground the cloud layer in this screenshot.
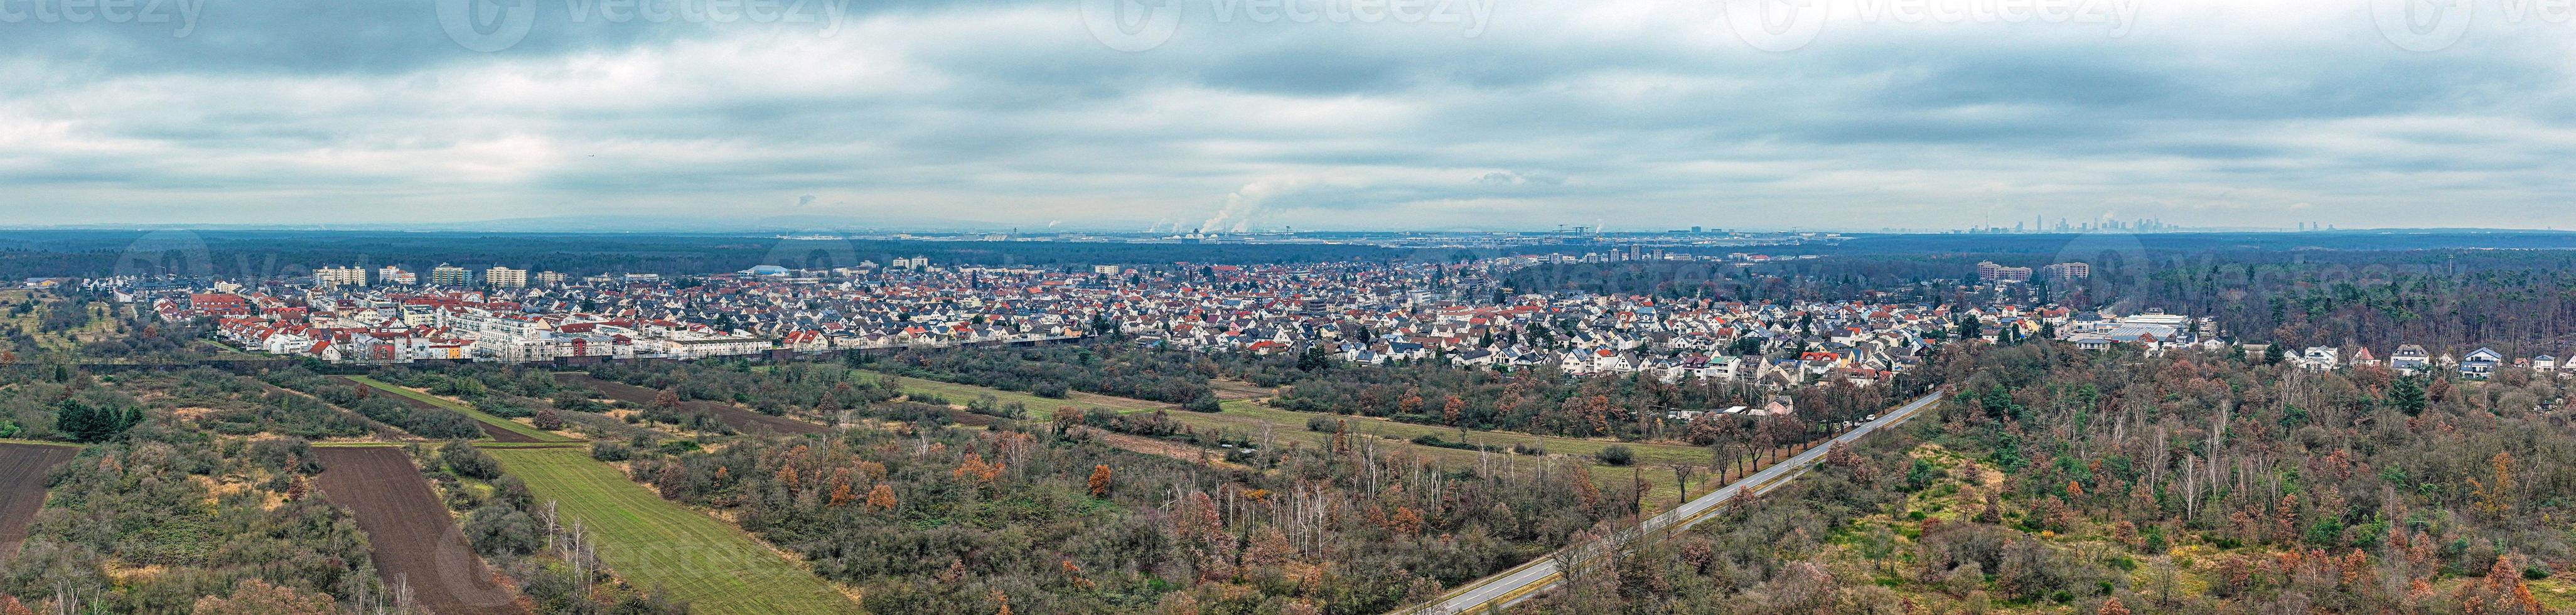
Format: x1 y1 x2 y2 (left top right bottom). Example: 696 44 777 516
3 0 2573 230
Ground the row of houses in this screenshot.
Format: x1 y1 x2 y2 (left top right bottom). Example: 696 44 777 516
2289 344 2560 380
127 258 2160 399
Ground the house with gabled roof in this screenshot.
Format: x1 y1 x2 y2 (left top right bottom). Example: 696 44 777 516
2390 345 2431 374
2461 347 2504 380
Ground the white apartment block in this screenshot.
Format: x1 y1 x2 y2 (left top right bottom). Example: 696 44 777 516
314 266 367 287
485 267 528 288
378 265 417 285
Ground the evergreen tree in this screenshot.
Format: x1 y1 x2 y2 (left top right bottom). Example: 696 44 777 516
56 398 139 443
2390 377 2428 415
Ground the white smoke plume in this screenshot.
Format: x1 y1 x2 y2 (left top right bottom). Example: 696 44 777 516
1200 179 1298 233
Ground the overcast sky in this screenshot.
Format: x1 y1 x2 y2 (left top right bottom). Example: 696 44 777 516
1 0 2570 232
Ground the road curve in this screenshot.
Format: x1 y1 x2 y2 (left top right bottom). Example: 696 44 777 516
1409 390 1946 614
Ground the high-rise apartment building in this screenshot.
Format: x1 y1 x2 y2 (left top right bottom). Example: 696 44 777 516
430 264 471 286
2039 262 2091 283
313 265 367 287
485 267 528 288
1976 261 2033 283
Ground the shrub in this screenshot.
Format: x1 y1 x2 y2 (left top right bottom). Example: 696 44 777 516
1511 442 1547 456
1307 416 1343 432
491 475 535 511
1596 445 1634 466
1033 381 1069 398
441 441 502 480
1185 394 1223 413
591 441 635 462
478 400 533 419
463 505 538 555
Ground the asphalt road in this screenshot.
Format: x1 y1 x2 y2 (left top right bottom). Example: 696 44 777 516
1414 390 1947 614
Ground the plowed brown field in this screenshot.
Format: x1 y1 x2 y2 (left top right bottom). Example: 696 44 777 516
314 447 525 614
0 442 77 560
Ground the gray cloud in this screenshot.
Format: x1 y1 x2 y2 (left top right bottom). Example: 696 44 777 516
4 0 2576 230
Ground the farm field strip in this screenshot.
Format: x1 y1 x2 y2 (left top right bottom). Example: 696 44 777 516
1212 400 1717 468
343 375 573 442
0 442 80 560
483 447 858 615
313 447 524 615
1208 379 1275 400
863 370 1175 414
855 370 1724 509
868 368 1707 466
552 373 829 436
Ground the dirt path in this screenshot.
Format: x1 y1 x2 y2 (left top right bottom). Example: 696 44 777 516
1091 431 1255 472
314 447 525 615
0 442 77 560
555 373 830 436
1209 379 1275 400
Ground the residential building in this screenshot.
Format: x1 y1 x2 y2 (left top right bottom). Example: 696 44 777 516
2461 347 2504 379
1977 261 2032 283
485 267 527 288
313 265 367 287
429 264 471 287
378 265 417 286
2295 346 2340 371
2390 344 2431 374
2038 262 2090 283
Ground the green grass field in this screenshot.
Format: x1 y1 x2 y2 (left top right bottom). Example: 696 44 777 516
854 368 1758 510
865 371 1174 414
345 375 576 442
864 368 1709 464
0 439 84 449
485 447 858 615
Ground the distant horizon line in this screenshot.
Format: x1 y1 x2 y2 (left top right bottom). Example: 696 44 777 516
0 225 2568 236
